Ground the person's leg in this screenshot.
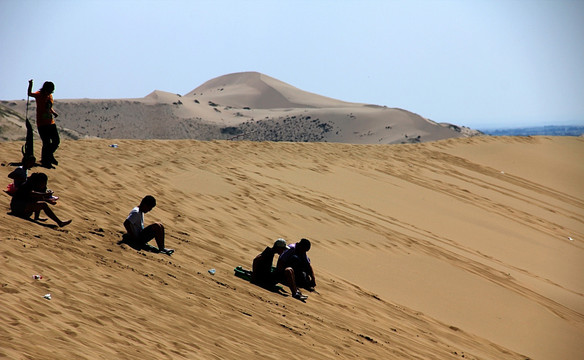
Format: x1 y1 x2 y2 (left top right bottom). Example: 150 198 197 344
141 223 170 252
151 222 165 250
48 124 60 164
37 126 52 166
283 267 298 295
33 209 47 221
28 202 71 227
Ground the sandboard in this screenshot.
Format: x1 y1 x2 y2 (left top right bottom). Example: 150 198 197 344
234 266 253 281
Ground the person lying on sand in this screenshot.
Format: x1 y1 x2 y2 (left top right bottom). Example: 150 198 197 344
277 238 316 293
252 238 308 301
9 172 71 227
123 195 173 255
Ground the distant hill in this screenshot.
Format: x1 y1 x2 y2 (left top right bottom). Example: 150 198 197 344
481 125 584 137
1 72 481 144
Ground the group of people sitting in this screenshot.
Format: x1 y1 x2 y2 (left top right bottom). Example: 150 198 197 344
6 155 71 227
7 160 315 300
251 238 316 301
7 164 171 254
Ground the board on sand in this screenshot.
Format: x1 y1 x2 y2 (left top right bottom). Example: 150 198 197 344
234 266 284 291
234 266 253 281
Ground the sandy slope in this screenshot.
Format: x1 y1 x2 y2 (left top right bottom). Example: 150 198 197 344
1 72 479 144
1 136 582 359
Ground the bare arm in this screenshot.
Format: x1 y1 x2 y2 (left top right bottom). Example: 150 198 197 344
29 189 53 201
308 263 316 287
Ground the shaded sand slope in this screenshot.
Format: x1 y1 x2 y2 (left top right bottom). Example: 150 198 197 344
1 136 583 359
0 103 81 142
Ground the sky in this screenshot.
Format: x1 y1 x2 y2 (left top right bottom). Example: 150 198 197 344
1 0 583 129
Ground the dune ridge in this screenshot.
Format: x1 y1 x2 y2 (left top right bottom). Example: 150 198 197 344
1 136 583 359
186 72 350 109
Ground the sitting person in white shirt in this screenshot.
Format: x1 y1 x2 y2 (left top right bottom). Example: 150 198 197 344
123 195 173 255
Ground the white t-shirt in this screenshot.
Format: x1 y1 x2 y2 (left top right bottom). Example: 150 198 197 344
126 207 144 235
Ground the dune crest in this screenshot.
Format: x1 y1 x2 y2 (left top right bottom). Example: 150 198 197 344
186 71 351 109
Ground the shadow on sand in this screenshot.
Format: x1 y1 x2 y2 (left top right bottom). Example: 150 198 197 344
7 212 58 229
233 266 289 297
117 234 165 254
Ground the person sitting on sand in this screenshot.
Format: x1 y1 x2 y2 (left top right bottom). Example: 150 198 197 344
253 238 308 301
10 172 71 227
6 155 35 195
123 195 173 255
277 238 317 292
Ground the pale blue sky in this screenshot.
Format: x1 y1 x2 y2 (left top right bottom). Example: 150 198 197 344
1 0 583 129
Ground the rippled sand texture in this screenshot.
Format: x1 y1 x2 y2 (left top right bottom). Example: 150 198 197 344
1 136 582 359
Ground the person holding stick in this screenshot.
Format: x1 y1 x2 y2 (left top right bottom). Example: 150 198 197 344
28 79 60 168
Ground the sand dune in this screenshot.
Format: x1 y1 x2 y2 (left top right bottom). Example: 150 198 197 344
0 72 480 144
1 136 582 359
186 72 350 109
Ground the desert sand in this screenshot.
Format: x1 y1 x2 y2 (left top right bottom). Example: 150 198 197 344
1 135 583 359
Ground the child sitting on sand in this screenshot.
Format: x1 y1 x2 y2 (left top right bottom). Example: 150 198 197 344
5 155 35 195
10 172 71 227
123 195 174 255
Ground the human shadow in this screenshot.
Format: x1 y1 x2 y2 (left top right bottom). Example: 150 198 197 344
117 233 161 253
6 211 58 229
233 266 289 297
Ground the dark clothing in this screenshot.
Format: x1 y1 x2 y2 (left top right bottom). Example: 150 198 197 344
252 247 279 287
38 124 60 164
10 180 37 217
277 244 310 271
286 253 313 288
136 224 158 243
277 244 315 289
255 247 275 273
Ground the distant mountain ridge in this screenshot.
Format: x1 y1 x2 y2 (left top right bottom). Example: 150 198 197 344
481 125 584 137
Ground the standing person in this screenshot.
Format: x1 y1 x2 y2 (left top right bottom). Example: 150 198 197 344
277 238 317 292
28 79 60 168
10 172 71 227
123 195 174 255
